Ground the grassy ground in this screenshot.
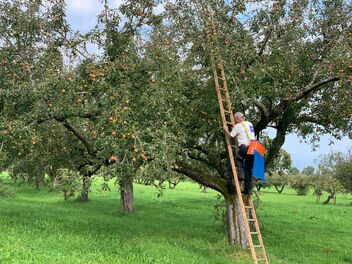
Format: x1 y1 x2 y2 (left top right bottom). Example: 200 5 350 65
0 175 351 264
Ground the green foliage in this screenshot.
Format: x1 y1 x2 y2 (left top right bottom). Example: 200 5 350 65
316 150 349 203
0 183 15 198
335 154 352 193
301 166 315 176
266 173 289 194
289 174 311 196
57 169 81 201
0 175 15 197
289 167 300 175
266 148 292 175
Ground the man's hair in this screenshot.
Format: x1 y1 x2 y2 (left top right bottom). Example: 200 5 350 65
234 112 244 118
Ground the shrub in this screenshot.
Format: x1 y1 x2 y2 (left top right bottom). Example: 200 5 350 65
289 174 311 196
57 169 81 201
0 180 15 198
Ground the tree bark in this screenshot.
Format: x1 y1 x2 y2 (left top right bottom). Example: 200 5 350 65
35 174 45 190
119 175 134 214
226 195 248 247
323 193 335 205
235 195 249 248
274 184 286 194
78 175 91 202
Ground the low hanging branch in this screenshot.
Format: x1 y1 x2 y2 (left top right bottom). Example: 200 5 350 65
173 161 228 195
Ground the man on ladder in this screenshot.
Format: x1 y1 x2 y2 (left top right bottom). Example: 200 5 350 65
223 112 255 195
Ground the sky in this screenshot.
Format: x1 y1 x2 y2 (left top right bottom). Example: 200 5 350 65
65 0 352 170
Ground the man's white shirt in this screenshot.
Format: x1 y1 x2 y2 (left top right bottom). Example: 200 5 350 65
230 121 255 146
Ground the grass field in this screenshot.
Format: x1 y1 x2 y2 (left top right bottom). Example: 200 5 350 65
0 175 351 264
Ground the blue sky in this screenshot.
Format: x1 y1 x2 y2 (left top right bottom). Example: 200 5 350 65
65 0 352 170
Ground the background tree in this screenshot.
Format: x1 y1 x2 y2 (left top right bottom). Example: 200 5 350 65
302 166 315 176
266 149 292 193
289 174 311 196
335 150 352 197
317 151 346 205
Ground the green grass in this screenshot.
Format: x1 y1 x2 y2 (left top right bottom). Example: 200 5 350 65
0 176 351 264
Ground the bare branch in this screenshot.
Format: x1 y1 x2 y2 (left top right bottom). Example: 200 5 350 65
57 118 97 156
247 29 272 67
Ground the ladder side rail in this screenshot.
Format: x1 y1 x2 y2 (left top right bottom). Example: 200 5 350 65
219 66 235 124
248 198 269 263
211 64 258 263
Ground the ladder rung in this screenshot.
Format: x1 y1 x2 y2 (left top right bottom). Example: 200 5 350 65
253 245 262 248
244 206 251 209
250 232 258 235
257 259 267 261
217 76 225 80
248 218 255 222
224 110 231 113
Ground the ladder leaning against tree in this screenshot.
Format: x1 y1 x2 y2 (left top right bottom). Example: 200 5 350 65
211 59 269 264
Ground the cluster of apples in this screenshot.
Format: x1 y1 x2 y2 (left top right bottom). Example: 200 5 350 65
90 65 108 81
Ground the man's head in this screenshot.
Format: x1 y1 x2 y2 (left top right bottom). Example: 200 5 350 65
234 112 245 123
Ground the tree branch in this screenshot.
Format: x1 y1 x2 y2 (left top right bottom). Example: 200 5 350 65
173 161 227 194
246 29 272 67
56 118 97 156
290 76 340 103
188 151 226 176
295 114 326 127
253 99 270 119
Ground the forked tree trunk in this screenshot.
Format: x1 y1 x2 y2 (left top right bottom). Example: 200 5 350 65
274 184 286 194
323 193 335 205
120 175 134 214
226 194 248 248
78 175 91 202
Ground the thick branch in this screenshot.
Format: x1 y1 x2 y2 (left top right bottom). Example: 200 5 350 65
246 30 272 67
265 111 290 169
57 118 97 156
295 114 326 127
173 161 227 195
291 76 340 103
256 75 340 134
188 151 226 176
253 99 270 119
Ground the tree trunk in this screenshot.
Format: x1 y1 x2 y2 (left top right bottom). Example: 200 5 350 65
78 175 91 202
49 172 58 192
35 174 45 190
120 175 134 214
316 195 321 203
226 195 248 248
274 184 285 194
323 193 335 205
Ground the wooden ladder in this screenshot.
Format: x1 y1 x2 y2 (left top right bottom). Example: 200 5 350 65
211 61 269 264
